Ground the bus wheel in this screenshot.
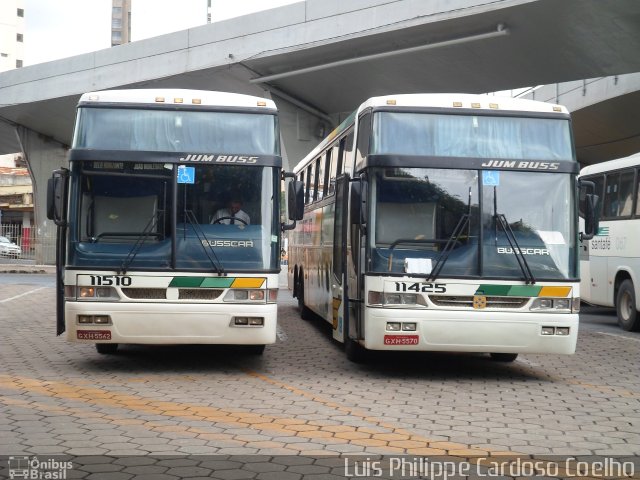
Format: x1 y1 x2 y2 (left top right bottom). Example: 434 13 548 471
616 279 640 331
96 343 118 354
297 277 313 320
490 353 518 362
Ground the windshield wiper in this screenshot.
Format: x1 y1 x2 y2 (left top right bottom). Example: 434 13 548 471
183 209 225 276
426 187 473 282
426 213 470 282
494 213 536 284
492 186 535 284
119 211 164 274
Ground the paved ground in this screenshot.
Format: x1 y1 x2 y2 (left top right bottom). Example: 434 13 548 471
0 273 639 479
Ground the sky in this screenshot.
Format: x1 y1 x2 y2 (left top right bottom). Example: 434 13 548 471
23 0 298 66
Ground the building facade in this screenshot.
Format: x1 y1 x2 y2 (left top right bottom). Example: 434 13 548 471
0 0 24 72
111 0 131 46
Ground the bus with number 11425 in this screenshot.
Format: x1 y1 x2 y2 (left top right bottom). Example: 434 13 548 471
288 93 599 362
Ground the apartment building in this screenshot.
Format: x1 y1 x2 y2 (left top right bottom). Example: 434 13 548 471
0 0 24 72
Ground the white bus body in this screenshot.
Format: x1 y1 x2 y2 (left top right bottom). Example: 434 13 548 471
579 152 640 331
289 93 585 361
49 89 284 354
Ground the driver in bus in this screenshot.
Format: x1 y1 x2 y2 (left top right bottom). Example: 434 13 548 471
211 198 250 225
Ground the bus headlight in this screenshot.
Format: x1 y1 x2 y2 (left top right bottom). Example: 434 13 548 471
72 286 119 301
368 291 427 307
530 298 571 312
224 289 266 303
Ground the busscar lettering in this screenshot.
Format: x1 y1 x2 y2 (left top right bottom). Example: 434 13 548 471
179 154 259 164
497 247 550 255
201 240 254 248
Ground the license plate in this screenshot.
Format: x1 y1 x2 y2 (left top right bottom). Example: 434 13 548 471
384 335 419 346
77 330 112 341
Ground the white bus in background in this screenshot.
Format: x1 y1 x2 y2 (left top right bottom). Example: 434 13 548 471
579 152 640 331
47 89 303 355
288 93 599 362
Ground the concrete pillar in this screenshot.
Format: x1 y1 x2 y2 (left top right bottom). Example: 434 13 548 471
16 126 68 265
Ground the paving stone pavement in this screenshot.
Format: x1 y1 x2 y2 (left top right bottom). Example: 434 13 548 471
0 276 639 478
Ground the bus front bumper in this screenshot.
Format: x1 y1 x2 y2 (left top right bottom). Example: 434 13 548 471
364 308 578 354
65 301 277 345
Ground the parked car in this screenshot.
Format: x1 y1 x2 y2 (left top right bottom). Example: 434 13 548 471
0 236 21 258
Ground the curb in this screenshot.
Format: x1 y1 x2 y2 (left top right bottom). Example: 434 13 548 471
0 265 55 274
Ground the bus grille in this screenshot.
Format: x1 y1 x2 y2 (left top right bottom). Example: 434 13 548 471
429 296 529 309
121 288 167 300
178 289 224 300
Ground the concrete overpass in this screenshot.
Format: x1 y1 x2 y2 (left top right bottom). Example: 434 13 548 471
1 0 640 262
519 73 640 166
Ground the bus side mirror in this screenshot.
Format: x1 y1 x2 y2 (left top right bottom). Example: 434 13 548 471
282 178 304 231
47 169 69 227
582 193 600 241
349 178 368 227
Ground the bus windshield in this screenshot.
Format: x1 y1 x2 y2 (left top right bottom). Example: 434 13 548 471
369 168 577 280
73 108 279 155
67 162 279 271
372 112 573 160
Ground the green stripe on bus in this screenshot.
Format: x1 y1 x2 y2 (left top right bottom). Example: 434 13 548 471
475 285 542 297
200 277 234 288
475 285 511 296
507 285 542 297
169 277 205 288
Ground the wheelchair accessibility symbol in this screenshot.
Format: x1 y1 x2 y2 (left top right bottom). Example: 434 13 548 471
177 166 195 184
482 170 500 186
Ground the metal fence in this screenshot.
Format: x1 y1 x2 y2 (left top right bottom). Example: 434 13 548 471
0 223 57 265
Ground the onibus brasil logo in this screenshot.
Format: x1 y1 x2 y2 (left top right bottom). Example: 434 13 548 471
8 456 73 479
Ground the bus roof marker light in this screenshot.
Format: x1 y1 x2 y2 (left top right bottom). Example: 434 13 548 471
386 99 397 105
471 102 481 108
155 97 165 103
174 98 183 104
192 98 202 105
453 102 463 107
553 106 562 112
257 101 267 107
88 95 99 101
489 103 499 109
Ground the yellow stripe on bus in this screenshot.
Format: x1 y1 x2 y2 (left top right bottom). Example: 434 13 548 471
231 278 265 288
538 286 572 297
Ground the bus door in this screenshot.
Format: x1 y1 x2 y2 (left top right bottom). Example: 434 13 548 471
331 174 349 342
346 175 366 345
47 169 69 335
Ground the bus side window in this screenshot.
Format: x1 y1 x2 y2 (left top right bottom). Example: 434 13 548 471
342 129 354 175
355 114 371 170
618 169 635 217
313 157 321 202
636 168 640 217
327 145 338 196
305 165 313 204
604 170 634 218
320 151 330 199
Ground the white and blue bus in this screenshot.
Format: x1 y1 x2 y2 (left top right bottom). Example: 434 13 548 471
288 93 598 362
579 152 640 331
48 89 302 354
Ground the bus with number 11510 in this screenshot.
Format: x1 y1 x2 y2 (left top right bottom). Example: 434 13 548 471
288 93 599 362
47 89 303 355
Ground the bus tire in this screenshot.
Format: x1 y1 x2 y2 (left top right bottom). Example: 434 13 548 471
616 279 640 331
490 352 518 362
96 343 118 354
296 275 313 320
